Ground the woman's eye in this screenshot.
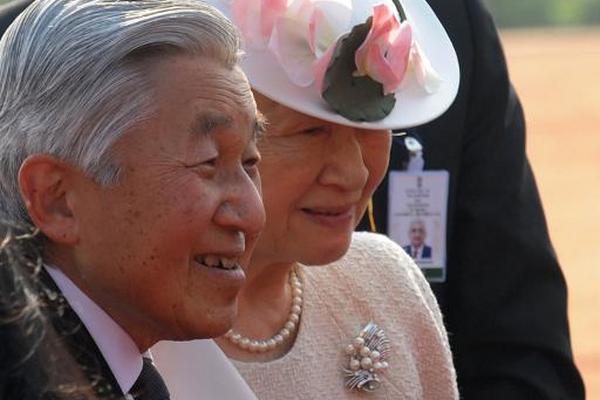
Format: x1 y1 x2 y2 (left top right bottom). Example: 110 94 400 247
301 126 329 135
243 156 261 175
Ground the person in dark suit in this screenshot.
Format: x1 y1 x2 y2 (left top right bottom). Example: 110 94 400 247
0 1 265 398
403 219 433 260
358 0 586 398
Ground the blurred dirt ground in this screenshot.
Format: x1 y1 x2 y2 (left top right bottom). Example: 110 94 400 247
501 28 600 399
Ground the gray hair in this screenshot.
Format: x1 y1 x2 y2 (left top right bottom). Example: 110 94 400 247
0 0 240 223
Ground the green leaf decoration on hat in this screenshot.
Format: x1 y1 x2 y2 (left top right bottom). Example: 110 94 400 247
321 17 396 122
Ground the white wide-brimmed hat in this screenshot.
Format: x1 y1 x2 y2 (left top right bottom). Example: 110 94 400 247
208 0 459 130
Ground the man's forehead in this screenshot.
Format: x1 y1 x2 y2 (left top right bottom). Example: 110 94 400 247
151 55 254 107
190 109 266 140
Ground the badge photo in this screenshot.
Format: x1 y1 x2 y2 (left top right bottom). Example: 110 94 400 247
387 170 449 282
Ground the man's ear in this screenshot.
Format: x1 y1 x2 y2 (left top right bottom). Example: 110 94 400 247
18 155 79 245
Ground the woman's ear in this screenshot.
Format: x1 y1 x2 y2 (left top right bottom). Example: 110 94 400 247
18 155 79 245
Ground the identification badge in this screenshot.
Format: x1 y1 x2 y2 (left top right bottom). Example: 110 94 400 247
387 170 449 282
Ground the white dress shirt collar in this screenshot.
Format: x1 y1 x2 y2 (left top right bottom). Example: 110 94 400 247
152 339 259 399
44 265 143 395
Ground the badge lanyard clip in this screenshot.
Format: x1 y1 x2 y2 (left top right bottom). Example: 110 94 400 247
404 136 424 172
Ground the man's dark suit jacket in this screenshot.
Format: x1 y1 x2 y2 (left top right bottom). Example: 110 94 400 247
358 0 585 398
403 244 432 259
0 266 123 399
0 0 585 398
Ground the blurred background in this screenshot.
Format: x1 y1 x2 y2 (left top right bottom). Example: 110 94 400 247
0 0 597 397
484 0 600 398
484 0 600 28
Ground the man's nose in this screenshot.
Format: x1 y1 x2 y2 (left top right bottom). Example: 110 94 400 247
213 174 266 240
317 130 368 192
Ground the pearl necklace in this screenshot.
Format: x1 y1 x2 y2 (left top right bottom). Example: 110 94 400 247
223 267 303 353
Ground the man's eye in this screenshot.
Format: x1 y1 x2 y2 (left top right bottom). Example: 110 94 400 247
197 157 217 167
187 157 217 171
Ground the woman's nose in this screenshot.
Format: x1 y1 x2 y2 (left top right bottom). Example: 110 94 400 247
318 130 369 192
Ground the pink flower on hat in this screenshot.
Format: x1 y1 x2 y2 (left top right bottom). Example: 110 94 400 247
269 0 353 87
232 0 441 95
232 0 288 48
233 0 352 86
410 41 442 93
354 3 412 94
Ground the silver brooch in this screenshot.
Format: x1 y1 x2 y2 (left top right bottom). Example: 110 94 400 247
343 322 391 392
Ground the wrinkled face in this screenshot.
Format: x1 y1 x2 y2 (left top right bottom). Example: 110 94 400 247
69 56 265 341
408 221 426 248
251 94 391 266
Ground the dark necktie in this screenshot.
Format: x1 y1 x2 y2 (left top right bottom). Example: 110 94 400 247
129 357 170 400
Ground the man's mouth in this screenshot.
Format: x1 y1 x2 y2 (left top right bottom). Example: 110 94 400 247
194 255 241 271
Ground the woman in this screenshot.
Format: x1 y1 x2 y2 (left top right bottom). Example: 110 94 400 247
154 0 460 398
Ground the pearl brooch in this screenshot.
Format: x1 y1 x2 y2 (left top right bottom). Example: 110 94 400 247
224 267 303 353
343 322 391 392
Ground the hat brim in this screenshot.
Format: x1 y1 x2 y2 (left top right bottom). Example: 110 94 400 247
216 0 459 130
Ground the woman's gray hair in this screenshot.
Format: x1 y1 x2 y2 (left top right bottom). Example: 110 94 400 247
0 0 241 223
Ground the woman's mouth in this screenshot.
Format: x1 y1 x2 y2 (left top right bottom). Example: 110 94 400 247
301 206 355 229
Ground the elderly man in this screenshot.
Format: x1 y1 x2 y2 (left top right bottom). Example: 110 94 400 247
0 0 265 398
